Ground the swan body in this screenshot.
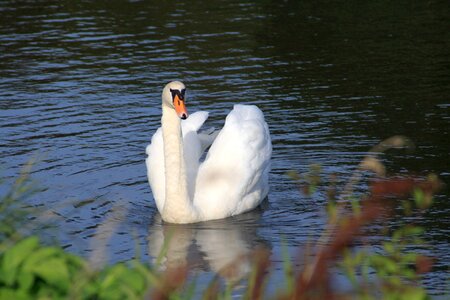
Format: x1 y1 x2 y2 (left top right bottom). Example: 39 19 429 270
146 81 271 223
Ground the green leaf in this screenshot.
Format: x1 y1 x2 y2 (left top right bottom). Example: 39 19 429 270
36 285 61 299
98 268 137 299
65 253 85 269
119 268 146 293
1 236 39 286
403 226 424 236
77 278 100 299
402 200 412 216
96 263 148 299
286 170 301 181
413 188 425 207
401 268 417 279
384 259 399 274
402 253 418 264
17 272 34 292
383 242 395 254
22 247 61 271
99 264 126 290
0 287 31 300
30 257 70 292
401 287 427 300
130 260 157 286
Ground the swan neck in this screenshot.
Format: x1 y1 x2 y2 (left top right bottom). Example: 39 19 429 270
161 105 198 223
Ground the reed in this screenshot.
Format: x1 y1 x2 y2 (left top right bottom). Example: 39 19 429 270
0 137 443 299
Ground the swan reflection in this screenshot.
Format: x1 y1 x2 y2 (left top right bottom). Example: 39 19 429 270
148 207 270 282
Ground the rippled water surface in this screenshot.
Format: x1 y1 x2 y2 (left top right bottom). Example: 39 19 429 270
1 0 449 296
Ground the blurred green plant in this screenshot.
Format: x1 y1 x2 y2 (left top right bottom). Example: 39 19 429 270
0 161 38 243
0 235 161 300
283 136 442 300
0 136 443 299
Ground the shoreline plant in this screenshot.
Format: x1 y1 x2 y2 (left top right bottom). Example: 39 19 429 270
0 137 444 299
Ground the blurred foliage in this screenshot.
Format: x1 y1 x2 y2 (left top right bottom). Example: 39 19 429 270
0 162 38 244
0 138 443 299
0 236 157 300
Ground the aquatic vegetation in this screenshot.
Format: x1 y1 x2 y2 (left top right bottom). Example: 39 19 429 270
0 138 443 299
0 161 38 244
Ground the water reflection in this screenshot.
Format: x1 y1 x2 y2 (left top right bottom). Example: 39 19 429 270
148 208 270 283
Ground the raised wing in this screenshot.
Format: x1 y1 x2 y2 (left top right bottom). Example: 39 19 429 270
194 105 272 219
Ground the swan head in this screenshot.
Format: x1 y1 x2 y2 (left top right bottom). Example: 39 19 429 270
162 81 188 119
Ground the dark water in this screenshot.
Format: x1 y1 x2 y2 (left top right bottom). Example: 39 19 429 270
1 0 449 296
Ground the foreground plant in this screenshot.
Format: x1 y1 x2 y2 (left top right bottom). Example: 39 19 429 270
283 175 440 300
0 137 443 299
0 161 39 244
0 235 160 299
283 136 442 299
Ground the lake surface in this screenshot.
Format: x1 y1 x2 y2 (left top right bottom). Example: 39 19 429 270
1 0 449 296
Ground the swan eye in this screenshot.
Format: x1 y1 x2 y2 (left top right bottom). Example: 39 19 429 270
169 88 185 102
169 88 176 99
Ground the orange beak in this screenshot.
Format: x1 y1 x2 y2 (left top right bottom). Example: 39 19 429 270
174 94 188 119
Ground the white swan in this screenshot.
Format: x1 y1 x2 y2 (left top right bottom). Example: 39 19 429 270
146 81 272 224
